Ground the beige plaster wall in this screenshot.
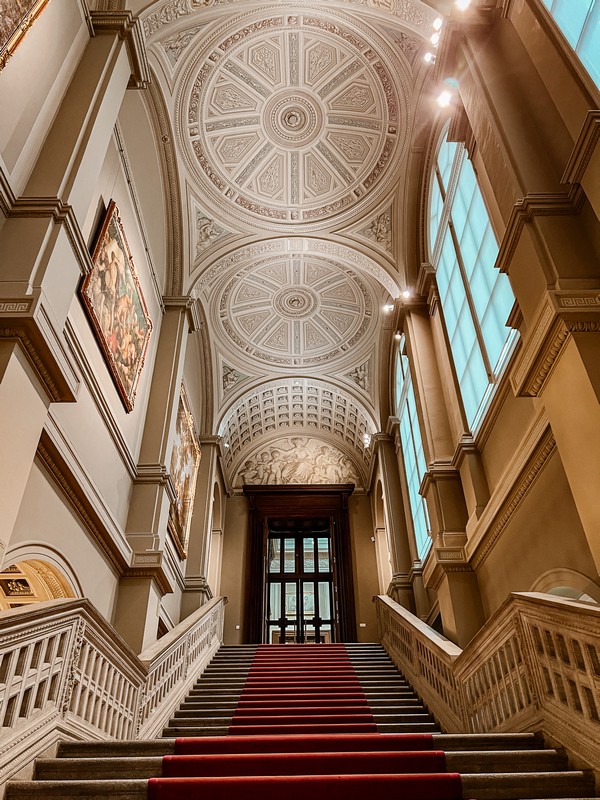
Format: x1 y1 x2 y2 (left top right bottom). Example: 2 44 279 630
220 495 249 644
349 493 379 642
0 0 89 193
476 453 598 618
8 461 120 619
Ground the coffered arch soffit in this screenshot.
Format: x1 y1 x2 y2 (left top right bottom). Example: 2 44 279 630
218 376 378 490
142 3 433 241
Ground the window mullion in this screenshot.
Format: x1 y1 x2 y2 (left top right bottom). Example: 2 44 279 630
447 216 494 379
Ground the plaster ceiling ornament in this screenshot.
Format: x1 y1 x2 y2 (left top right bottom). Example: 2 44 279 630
176 10 411 230
195 211 228 255
208 253 380 371
219 377 375 484
222 362 248 395
143 0 435 39
345 359 371 392
356 207 393 252
235 436 361 488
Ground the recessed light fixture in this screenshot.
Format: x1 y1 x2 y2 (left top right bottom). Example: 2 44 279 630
430 32 440 46
437 90 452 108
384 303 394 312
402 289 411 299
455 0 471 9
394 332 402 341
424 52 436 64
433 17 443 30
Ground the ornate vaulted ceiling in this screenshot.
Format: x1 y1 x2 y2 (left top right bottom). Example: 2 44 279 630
140 0 437 489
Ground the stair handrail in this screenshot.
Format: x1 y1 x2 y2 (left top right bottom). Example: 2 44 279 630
0 595 226 787
375 591 600 775
137 595 226 738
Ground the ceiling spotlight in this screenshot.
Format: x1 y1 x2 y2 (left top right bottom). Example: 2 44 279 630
363 433 372 447
437 90 452 108
455 0 471 9
424 52 436 64
402 289 411 299
223 441 230 449
430 31 440 46
432 17 443 30
394 332 402 341
384 303 394 312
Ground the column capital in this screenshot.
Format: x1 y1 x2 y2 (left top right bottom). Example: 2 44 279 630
162 295 203 332
90 10 150 89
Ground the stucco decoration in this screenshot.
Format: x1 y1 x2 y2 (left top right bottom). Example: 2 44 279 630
236 436 360 487
143 0 434 39
346 359 370 391
210 253 379 370
219 377 375 487
175 9 410 230
356 207 392 252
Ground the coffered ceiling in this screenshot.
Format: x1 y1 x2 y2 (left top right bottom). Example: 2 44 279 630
140 0 437 488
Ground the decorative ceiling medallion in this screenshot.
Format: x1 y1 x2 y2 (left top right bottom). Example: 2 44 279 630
210 254 378 370
179 11 408 229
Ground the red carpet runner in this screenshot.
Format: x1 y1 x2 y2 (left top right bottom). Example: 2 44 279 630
147 644 463 799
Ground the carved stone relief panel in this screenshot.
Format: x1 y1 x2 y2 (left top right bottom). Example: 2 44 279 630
235 435 361 488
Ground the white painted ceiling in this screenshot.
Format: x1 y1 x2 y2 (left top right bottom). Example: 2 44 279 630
141 0 437 488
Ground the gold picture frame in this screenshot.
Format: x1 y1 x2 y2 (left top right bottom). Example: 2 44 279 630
0 0 50 70
81 201 153 412
168 385 201 558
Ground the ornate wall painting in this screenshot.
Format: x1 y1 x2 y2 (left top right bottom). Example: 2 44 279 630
81 201 153 412
168 386 201 558
0 0 49 69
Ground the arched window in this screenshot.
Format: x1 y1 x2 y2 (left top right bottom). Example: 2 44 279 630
429 132 516 429
394 341 431 560
540 0 600 87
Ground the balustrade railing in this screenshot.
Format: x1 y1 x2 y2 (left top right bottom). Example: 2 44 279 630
0 595 226 788
375 592 600 774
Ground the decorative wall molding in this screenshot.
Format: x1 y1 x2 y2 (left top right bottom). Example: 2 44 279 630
90 10 150 89
36 429 131 575
64 319 137 478
468 419 556 570
562 110 600 186
511 292 600 398
495 184 585 275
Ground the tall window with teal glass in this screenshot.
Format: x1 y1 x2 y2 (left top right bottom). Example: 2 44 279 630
394 344 431 560
540 0 600 87
429 131 516 429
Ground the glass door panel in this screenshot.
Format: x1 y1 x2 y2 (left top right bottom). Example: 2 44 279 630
265 522 336 643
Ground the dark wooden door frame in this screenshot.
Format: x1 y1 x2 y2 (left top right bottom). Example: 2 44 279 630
243 484 357 643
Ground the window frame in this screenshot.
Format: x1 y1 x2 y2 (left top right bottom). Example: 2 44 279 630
394 338 431 562
428 130 518 433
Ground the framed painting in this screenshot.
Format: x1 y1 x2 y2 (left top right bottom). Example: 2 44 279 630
0 0 49 69
81 201 152 412
168 385 201 558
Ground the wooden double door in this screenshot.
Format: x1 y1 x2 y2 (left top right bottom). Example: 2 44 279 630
244 485 357 644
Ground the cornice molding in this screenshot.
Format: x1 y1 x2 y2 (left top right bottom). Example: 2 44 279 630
0 294 79 403
90 10 150 89
562 110 600 185
495 185 584 275
511 292 600 398
163 295 202 332
135 462 177 504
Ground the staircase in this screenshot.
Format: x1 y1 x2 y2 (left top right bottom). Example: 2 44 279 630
6 643 598 799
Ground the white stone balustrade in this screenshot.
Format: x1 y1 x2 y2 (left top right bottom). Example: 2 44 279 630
375 592 600 775
0 596 226 789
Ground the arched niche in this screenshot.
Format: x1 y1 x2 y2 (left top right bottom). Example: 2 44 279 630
0 560 76 612
531 568 600 605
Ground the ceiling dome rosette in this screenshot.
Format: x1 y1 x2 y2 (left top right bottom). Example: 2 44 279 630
176 8 410 231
